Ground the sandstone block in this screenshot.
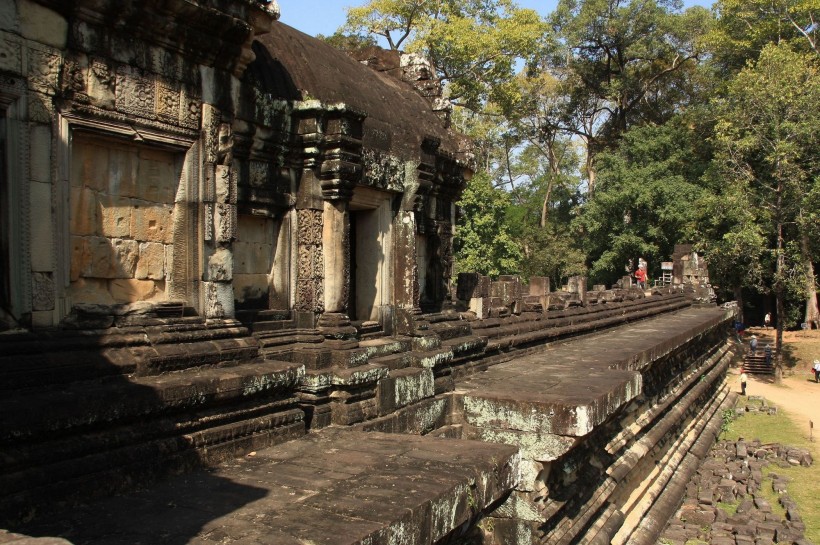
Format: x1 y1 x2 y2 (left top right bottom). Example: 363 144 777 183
136 242 165 280
204 280 234 318
234 273 269 306
107 147 138 197
207 247 233 281
29 122 51 184
136 148 178 203
70 186 98 236
109 278 163 303
98 194 132 238
19 1 68 48
72 139 109 191
130 203 174 243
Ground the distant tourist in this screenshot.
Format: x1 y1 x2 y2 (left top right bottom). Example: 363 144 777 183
740 369 748 395
764 344 772 366
764 312 771 330
749 335 758 355
813 360 820 383
635 267 647 290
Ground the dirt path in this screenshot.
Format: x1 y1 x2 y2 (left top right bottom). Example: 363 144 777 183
732 370 819 443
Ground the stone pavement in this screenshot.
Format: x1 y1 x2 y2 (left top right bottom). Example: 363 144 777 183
457 306 728 451
17 430 519 545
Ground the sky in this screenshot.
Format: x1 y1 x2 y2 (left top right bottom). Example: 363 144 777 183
276 0 712 38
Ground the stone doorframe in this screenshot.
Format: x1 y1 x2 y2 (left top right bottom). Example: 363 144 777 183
0 76 30 326
55 111 201 319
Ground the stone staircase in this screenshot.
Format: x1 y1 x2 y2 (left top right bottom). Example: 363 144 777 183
743 352 774 375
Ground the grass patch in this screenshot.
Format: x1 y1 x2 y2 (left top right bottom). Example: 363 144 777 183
724 406 814 450
716 500 740 517
724 404 820 543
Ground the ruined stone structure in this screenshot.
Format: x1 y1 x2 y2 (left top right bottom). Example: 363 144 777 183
1 1 739 544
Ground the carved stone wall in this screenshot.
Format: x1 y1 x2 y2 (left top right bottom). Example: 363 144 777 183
295 208 324 313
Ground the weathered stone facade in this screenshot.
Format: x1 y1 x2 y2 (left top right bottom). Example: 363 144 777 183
0 0 469 333
0 2 740 544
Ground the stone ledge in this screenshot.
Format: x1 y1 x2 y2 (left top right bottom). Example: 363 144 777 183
14 429 520 545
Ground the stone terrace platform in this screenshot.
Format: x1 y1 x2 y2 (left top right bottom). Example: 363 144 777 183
457 306 727 443
16 429 519 545
12 306 731 545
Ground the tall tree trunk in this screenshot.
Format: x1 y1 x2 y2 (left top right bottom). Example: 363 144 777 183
800 231 819 329
733 285 744 324
774 182 784 384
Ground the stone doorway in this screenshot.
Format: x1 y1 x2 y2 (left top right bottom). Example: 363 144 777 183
234 213 290 311
348 187 392 323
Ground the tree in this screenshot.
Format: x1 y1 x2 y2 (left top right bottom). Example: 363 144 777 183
341 0 550 110
712 43 820 379
708 0 819 71
454 171 522 277
316 31 377 52
576 116 711 287
547 0 712 192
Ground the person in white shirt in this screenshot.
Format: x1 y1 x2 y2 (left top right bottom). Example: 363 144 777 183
740 369 748 395
813 360 820 383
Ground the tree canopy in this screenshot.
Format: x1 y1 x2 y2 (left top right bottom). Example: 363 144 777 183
325 0 819 335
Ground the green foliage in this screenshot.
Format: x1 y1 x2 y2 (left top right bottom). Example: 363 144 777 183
711 43 820 330
454 172 522 277
316 31 378 52
341 0 550 110
708 0 820 71
548 0 712 167
577 117 710 286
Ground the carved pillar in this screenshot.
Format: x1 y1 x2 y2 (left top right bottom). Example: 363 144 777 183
201 104 237 319
316 109 363 337
292 104 363 334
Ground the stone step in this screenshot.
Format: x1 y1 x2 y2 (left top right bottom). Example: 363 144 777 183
0 406 306 527
410 347 454 369
0 359 304 444
442 335 487 357
376 367 435 416
301 363 389 391
137 337 260 375
429 320 473 340
358 337 413 359
369 352 413 370
11 429 519 545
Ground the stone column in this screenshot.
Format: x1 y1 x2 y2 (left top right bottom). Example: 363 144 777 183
315 107 363 338
322 199 348 314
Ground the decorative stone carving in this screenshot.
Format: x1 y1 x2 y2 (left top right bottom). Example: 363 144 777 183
297 208 323 246
249 160 268 188
26 45 61 95
208 247 233 282
31 272 55 311
115 66 155 118
0 32 23 74
295 209 325 312
214 203 237 243
215 164 231 204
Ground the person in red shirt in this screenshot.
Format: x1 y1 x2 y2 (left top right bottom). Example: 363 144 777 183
635 267 647 290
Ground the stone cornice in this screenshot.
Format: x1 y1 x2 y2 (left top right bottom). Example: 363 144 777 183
34 0 278 76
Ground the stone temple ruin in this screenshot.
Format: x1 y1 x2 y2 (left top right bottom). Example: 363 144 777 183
1 1 743 544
